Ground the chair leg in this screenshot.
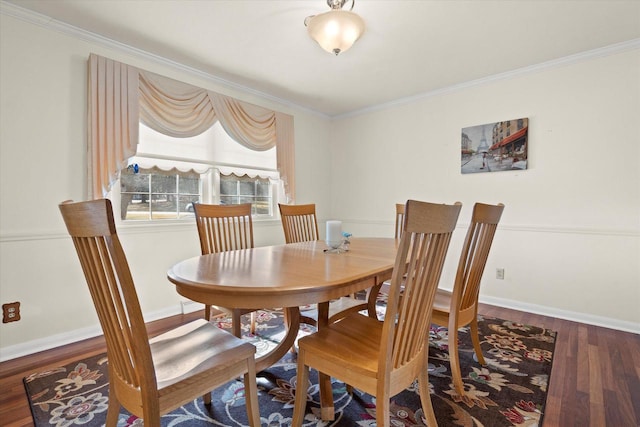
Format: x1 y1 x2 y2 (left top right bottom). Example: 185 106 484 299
292 353 310 426
243 360 261 427
469 317 486 365
142 405 161 427
418 365 438 427
105 400 120 427
231 310 242 338
204 304 212 321
448 327 465 395
375 390 391 427
249 311 257 335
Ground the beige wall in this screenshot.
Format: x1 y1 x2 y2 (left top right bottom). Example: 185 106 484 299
329 49 640 330
1 11 638 360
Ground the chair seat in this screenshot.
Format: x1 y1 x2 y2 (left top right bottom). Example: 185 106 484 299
151 319 256 391
298 313 382 380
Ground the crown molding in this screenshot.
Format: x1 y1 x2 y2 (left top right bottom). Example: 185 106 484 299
335 38 640 120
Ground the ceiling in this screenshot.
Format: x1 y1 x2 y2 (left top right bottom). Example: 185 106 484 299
4 0 640 117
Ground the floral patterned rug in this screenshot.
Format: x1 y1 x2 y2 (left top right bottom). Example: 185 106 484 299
24 306 555 426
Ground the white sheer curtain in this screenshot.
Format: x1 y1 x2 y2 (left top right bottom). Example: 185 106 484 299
88 53 295 202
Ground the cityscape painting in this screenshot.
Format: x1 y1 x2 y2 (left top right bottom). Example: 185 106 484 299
461 118 528 174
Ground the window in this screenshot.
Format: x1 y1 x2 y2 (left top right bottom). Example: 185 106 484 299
220 173 273 215
120 166 200 220
113 122 282 222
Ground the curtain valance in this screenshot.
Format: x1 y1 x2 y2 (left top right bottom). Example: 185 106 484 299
123 165 204 178
220 171 275 181
88 53 295 201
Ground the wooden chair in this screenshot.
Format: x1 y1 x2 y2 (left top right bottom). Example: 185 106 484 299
279 203 320 244
58 199 260 426
278 203 375 324
431 202 505 396
292 200 462 427
193 203 258 337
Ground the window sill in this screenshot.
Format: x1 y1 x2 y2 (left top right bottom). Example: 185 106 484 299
115 220 194 235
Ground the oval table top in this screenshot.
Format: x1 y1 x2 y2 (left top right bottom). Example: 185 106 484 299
167 237 398 309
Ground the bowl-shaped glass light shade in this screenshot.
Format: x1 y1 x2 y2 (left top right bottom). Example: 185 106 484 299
306 10 365 55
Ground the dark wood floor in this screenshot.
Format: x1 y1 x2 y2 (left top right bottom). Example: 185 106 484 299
1 304 639 427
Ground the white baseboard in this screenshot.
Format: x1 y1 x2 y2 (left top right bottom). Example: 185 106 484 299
0 324 105 363
0 305 183 362
2 297 637 362
180 299 204 314
479 295 640 334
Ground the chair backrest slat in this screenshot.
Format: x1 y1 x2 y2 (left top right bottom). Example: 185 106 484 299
193 203 254 254
278 203 320 243
380 200 461 372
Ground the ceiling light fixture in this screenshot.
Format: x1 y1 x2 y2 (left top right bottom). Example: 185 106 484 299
304 0 365 56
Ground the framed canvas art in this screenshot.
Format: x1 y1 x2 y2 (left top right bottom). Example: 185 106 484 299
461 118 528 174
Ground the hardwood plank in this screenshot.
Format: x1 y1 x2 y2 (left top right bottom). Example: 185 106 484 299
542 394 562 426
552 323 574 426
596 327 616 391
606 329 640 426
603 388 633 427
622 328 640 380
628 371 640 425
576 324 590 393
622 329 640 424
573 390 591 427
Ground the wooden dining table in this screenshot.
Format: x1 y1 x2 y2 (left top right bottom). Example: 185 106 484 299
167 237 398 420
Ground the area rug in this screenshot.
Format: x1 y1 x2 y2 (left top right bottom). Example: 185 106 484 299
24 305 556 426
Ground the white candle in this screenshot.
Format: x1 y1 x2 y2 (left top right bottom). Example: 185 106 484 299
326 220 342 248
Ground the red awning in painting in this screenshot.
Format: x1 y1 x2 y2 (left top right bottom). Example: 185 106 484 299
498 127 528 147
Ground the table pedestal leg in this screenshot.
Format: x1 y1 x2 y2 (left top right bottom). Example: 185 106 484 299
255 307 300 372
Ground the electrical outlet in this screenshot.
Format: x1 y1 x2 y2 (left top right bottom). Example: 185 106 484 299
2 301 21 323
496 268 505 280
